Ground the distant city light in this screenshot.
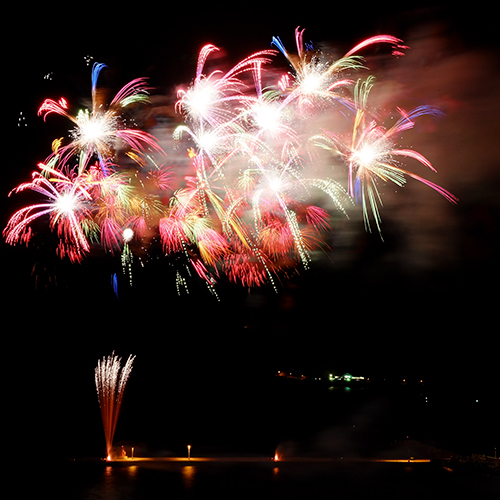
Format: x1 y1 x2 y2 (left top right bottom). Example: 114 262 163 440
328 373 365 383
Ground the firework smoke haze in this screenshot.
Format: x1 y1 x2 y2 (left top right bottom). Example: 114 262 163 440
95 352 135 459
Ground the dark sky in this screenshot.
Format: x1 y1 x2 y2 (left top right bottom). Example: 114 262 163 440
4 3 499 459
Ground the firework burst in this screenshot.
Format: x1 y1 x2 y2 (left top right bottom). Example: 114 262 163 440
5 27 457 292
5 63 169 276
3 162 93 262
38 62 164 174
312 76 457 233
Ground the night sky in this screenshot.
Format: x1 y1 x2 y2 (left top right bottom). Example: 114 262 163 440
4 4 499 460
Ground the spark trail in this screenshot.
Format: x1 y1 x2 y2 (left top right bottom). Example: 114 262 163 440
95 352 135 460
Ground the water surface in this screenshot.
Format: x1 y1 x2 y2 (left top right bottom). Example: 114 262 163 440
61 460 499 500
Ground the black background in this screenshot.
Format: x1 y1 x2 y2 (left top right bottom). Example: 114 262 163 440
3 3 499 461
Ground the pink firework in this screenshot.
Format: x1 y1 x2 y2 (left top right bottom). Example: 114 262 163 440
175 45 276 128
38 63 164 174
4 163 92 262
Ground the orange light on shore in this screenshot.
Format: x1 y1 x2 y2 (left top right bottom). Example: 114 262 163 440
274 452 279 461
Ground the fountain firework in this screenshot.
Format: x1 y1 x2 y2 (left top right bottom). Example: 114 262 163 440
94 352 135 460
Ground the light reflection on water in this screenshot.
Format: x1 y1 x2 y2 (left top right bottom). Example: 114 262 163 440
181 465 196 489
65 461 499 500
99 466 139 500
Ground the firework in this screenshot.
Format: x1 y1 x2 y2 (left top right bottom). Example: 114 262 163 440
311 76 458 232
5 64 168 265
4 27 457 292
3 162 93 262
38 62 164 175
95 352 135 460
